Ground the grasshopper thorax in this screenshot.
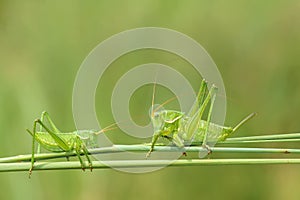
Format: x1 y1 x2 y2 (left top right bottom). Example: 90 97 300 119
151 109 185 134
74 130 99 148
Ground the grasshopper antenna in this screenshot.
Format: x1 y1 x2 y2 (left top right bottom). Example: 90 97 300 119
150 74 177 116
96 122 119 135
232 112 257 132
152 96 177 114
151 77 157 118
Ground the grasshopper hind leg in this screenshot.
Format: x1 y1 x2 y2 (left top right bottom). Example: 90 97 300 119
40 111 61 133
199 85 218 158
27 119 39 178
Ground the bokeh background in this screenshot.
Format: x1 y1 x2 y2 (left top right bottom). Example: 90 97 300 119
1 1 300 200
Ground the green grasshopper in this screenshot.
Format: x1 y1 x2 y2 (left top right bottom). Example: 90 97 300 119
26 111 114 177
147 79 256 157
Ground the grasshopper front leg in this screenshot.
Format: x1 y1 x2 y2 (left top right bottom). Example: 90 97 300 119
73 136 93 171
202 85 218 153
146 131 162 157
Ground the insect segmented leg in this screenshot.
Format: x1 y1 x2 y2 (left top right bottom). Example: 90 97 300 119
146 78 256 158
40 111 61 133
27 119 70 178
73 136 93 171
188 79 208 118
185 80 208 140
26 120 38 178
39 111 73 162
82 144 93 171
146 131 161 157
186 83 216 143
75 149 85 171
147 79 216 157
36 111 62 154
185 82 218 156
36 119 93 173
202 85 218 154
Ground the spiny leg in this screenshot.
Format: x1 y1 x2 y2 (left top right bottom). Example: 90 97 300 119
40 111 61 133
27 119 69 178
172 133 186 156
74 136 93 171
35 119 69 151
146 131 162 157
35 120 75 170
185 82 215 141
147 79 158 157
26 119 39 178
69 136 92 172
75 149 86 171
36 112 47 153
36 111 50 153
82 145 93 171
202 85 218 154
37 119 79 166
39 111 72 161
37 112 62 154
188 79 208 118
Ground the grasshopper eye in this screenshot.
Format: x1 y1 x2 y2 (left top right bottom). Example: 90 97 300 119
154 112 159 118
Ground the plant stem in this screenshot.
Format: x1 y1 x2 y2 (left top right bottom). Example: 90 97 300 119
1 145 300 163
226 132 300 141
222 138 300 144
1 159 300 173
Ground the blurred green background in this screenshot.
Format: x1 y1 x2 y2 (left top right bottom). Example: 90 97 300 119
1 1 300 200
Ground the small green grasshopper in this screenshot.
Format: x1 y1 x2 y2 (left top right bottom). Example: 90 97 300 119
26 111 114 177
147 79 256 157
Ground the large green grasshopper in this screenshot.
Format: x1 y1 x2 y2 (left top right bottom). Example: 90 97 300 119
26 111 113 177
147 79 256 157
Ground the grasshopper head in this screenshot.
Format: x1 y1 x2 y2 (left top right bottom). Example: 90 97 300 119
149 82 183 136
151 109 184 135
76 130 99 148
151 110 166 132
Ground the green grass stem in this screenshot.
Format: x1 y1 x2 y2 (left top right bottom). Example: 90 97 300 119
1 159 300 173
0 145 299 164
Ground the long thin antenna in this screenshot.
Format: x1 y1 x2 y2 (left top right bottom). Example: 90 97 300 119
151 77 157 118
152 96 177 114
96 122 119 135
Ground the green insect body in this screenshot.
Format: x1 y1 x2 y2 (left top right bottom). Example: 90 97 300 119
190 120 233 142
152 110 232 142
29 130 98 152
26 111 102 177
147 79 256 157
